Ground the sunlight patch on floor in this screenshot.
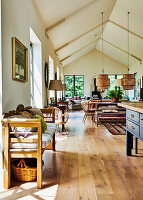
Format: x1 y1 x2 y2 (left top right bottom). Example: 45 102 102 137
0 188 15 199
17 195 38 200
20 182 37 189
34 185 58 200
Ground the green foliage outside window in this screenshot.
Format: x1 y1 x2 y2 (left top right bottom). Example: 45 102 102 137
107 75 125 96
65 75 84 97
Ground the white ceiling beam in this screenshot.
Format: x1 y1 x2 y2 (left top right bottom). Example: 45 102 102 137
109 20 143 40
60 38 99 63
45 0 97 32
100 38 142 63
56 20 108 53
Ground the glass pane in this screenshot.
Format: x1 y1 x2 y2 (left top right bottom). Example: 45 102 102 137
65 75 74 97
107 74 125 96
75 76 84 97
117 75 125 95
107 75 116 92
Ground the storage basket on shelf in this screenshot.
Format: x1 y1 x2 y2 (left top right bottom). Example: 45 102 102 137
12 158 42 182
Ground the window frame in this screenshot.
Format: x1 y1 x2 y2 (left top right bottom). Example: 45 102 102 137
64 75 84 97
107 74 125 94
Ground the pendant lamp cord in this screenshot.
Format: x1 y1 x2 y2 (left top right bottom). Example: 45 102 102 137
101 12 104 74
128 12 130 73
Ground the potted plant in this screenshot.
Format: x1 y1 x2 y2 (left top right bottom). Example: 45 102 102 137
108 89 124 102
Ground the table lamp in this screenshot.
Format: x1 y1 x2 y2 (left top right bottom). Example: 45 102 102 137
62 83 67 101
49 80 62 104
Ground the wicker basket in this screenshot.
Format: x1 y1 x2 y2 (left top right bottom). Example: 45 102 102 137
12 159 37 182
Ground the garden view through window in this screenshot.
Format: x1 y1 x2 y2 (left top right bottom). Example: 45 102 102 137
107 74 124 94
65 75 84 97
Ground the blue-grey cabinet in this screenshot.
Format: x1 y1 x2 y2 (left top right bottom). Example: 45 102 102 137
140 114 143 139
126 109 143 156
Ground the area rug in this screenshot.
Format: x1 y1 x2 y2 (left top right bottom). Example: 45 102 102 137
102 121 126 135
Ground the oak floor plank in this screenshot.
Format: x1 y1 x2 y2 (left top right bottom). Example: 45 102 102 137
56 132 79 200
97 194 116 200
78 146 98 200
1 111 143 200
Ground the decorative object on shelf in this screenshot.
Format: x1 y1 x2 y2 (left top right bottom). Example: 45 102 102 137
96 12 110 90
121 12 136 90
108 89 124 102
62 83 67 101
49 80 62 104
12 37 28 82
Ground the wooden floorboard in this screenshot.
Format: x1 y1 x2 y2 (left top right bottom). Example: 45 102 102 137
1 111 143 200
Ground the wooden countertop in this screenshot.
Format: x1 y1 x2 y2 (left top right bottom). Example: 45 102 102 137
118 102 143 114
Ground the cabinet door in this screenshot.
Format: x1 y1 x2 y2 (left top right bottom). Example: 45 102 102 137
127 119 139 137
140 114 143 139
126 109 140 124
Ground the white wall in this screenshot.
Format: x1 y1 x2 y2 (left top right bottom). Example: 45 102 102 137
64 49 128 97
0 0 3 190
2 0 62 112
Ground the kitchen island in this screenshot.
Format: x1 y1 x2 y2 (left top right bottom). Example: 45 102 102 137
118 102 143 156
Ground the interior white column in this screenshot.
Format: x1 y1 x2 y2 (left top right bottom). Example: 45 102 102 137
0 0 3 190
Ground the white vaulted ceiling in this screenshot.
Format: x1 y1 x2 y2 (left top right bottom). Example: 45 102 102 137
33 0 143 67
96 0 143 66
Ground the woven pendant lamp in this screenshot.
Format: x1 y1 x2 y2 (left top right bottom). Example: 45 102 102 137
121 12 135 90
96 12 110 90
96 74 110 89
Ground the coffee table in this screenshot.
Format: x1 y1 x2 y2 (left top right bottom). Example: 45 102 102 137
95 110 126 127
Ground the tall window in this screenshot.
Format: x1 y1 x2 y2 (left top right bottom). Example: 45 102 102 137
65 75 84 97
49 56 54 98
107 74 124 94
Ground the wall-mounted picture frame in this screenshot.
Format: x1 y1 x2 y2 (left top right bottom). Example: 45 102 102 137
12 37 28 82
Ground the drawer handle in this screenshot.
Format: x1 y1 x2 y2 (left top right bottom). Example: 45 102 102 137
131 114 134 118
131 126 135 130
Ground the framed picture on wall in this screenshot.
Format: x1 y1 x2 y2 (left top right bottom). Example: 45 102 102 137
12 37 28 82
